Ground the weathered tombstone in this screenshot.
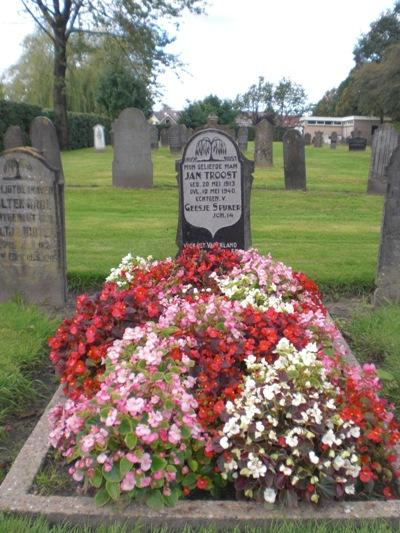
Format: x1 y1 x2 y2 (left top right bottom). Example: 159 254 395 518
179 124 188 148
304 133 311 146
169 124 182 155
374 145 400 305
330 131 338 150
112 108 153 188
4 126 24 150
367 124 399 195
237 126 248 153
283 129 306 191
176 128 254 251
348 137 367 151
202 115 235 138
160 128 169 147
93 124 106 151
30 116 64 182
0 148 66 307
150 125 159 150
254 118 273 167
313 131 323 148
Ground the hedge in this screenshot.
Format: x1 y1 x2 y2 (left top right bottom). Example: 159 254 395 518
0 100 111 151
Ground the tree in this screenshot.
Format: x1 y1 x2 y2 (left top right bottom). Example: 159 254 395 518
20 0 206 148
235 76 273 124
273 77 309 126
312 88 339 116
179 95 239 129
96 59 153 118
353 1 400 63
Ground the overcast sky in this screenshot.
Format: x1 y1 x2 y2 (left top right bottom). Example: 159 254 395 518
0 0 395 110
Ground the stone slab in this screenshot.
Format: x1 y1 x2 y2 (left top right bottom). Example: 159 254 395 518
1 321 399 529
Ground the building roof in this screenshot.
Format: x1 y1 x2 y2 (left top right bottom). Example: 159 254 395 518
300 115 383 123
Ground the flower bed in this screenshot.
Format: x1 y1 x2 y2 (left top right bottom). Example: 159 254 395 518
48 246 400 509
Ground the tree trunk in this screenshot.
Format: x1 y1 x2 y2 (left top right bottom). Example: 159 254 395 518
53 27 69 150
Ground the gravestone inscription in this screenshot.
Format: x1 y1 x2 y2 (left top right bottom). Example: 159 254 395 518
367 124 399 194
0 148 66 307
374 145 400 305
177 129 253 251
4 126 24 150
283 129 306 190
93 124 106 151
112 107 153 188
254 118 273 167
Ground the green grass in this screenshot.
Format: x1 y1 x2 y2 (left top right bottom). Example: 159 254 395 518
344 303 400 415
62 143 382 294
0 514 397 532
0 300 57 427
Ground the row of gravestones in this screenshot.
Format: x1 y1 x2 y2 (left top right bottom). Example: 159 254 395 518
1 115 399 308
304 131 368 151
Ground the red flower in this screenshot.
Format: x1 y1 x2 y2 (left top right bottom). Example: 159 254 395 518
359 467 374 483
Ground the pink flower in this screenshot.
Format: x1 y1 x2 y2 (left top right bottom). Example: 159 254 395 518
140 453 152 472
140 476 152 488
168 424 181 444
126 397 145 415
121 472 136 491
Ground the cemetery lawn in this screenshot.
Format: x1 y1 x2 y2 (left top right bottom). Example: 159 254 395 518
62 143 381 295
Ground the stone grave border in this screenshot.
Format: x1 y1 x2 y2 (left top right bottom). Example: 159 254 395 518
0 320 399 529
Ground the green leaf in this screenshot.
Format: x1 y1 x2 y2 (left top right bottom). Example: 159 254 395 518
183 472 197 487
160 326 179 338
181 426 191 439
188 459 198 472
166 465 177 474
152 455 167 472
90 469 103 489
125 432 137 450
377 368 395 381
119 416 132 435
106 480 120 501
146 490 165 510
164 399 174 410
164 487 181 507
119 457 133 477
95 488 110 507
103 465 121 483
215 321 225 331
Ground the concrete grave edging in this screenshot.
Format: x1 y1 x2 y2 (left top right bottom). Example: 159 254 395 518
1 320 399 529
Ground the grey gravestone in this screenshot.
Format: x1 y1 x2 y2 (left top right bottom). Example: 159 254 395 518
313 131 323 148
283 129 306 191
150 125 159 150
254 118 273 167
330 132 338 150
176 128 254 251
0 148 66 307
180 124 188 148
237 126 248 153
202 115 235 138
93 124 106 151
30 116 64 182
112 108 153 188
4 126 24 150
367 124 399 195
169 124 182 155
160 128 169 147
304 133 311 146
348 137 367 151
374 145 400 305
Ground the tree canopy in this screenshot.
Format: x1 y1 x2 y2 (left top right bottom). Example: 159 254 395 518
179 95 239 129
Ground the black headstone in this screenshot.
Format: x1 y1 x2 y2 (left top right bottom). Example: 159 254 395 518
283 129 306 190
348 137 367 151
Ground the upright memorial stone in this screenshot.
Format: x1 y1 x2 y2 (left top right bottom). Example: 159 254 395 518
169 124 182 155
93 124 106 151
150 125 159 150
254 118 273 167
179 124 188 148
112 108 153 188
4 126 24 150
177 128 254 251
160 128 169 147
0 148 66 307
367 124 399 194
283 129 306 190
237 126 248 153
374 145 400 305
30 116 64 181
304 133 311 146
330 132 338 150
313 131 323 148
348 137 367 151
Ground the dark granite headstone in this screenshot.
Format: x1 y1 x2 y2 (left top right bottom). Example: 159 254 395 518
237 126 248 153
254 118 273 167
4 126 24 150
176 128 254 251
150 125 159 150
374 145 400 305
112 108 153 188
169 125 182 155
367 124 399 194
348 137 367 151
160 128 169 147
330 132 338 150
313 131 323 148
304 133 311 146
0 148 66 307
30 116 64 182
283 129 306 191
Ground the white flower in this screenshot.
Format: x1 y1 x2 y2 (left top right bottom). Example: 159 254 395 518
333 455 345 470
309 451 319 464
285 435 298 448
256 421 265 433
220 436 230 449
322 429 336 447
263 488 276 503
279 464 292 476
347 426 360 438
345 484 355 495
326 398 336 410
292 393 305 406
